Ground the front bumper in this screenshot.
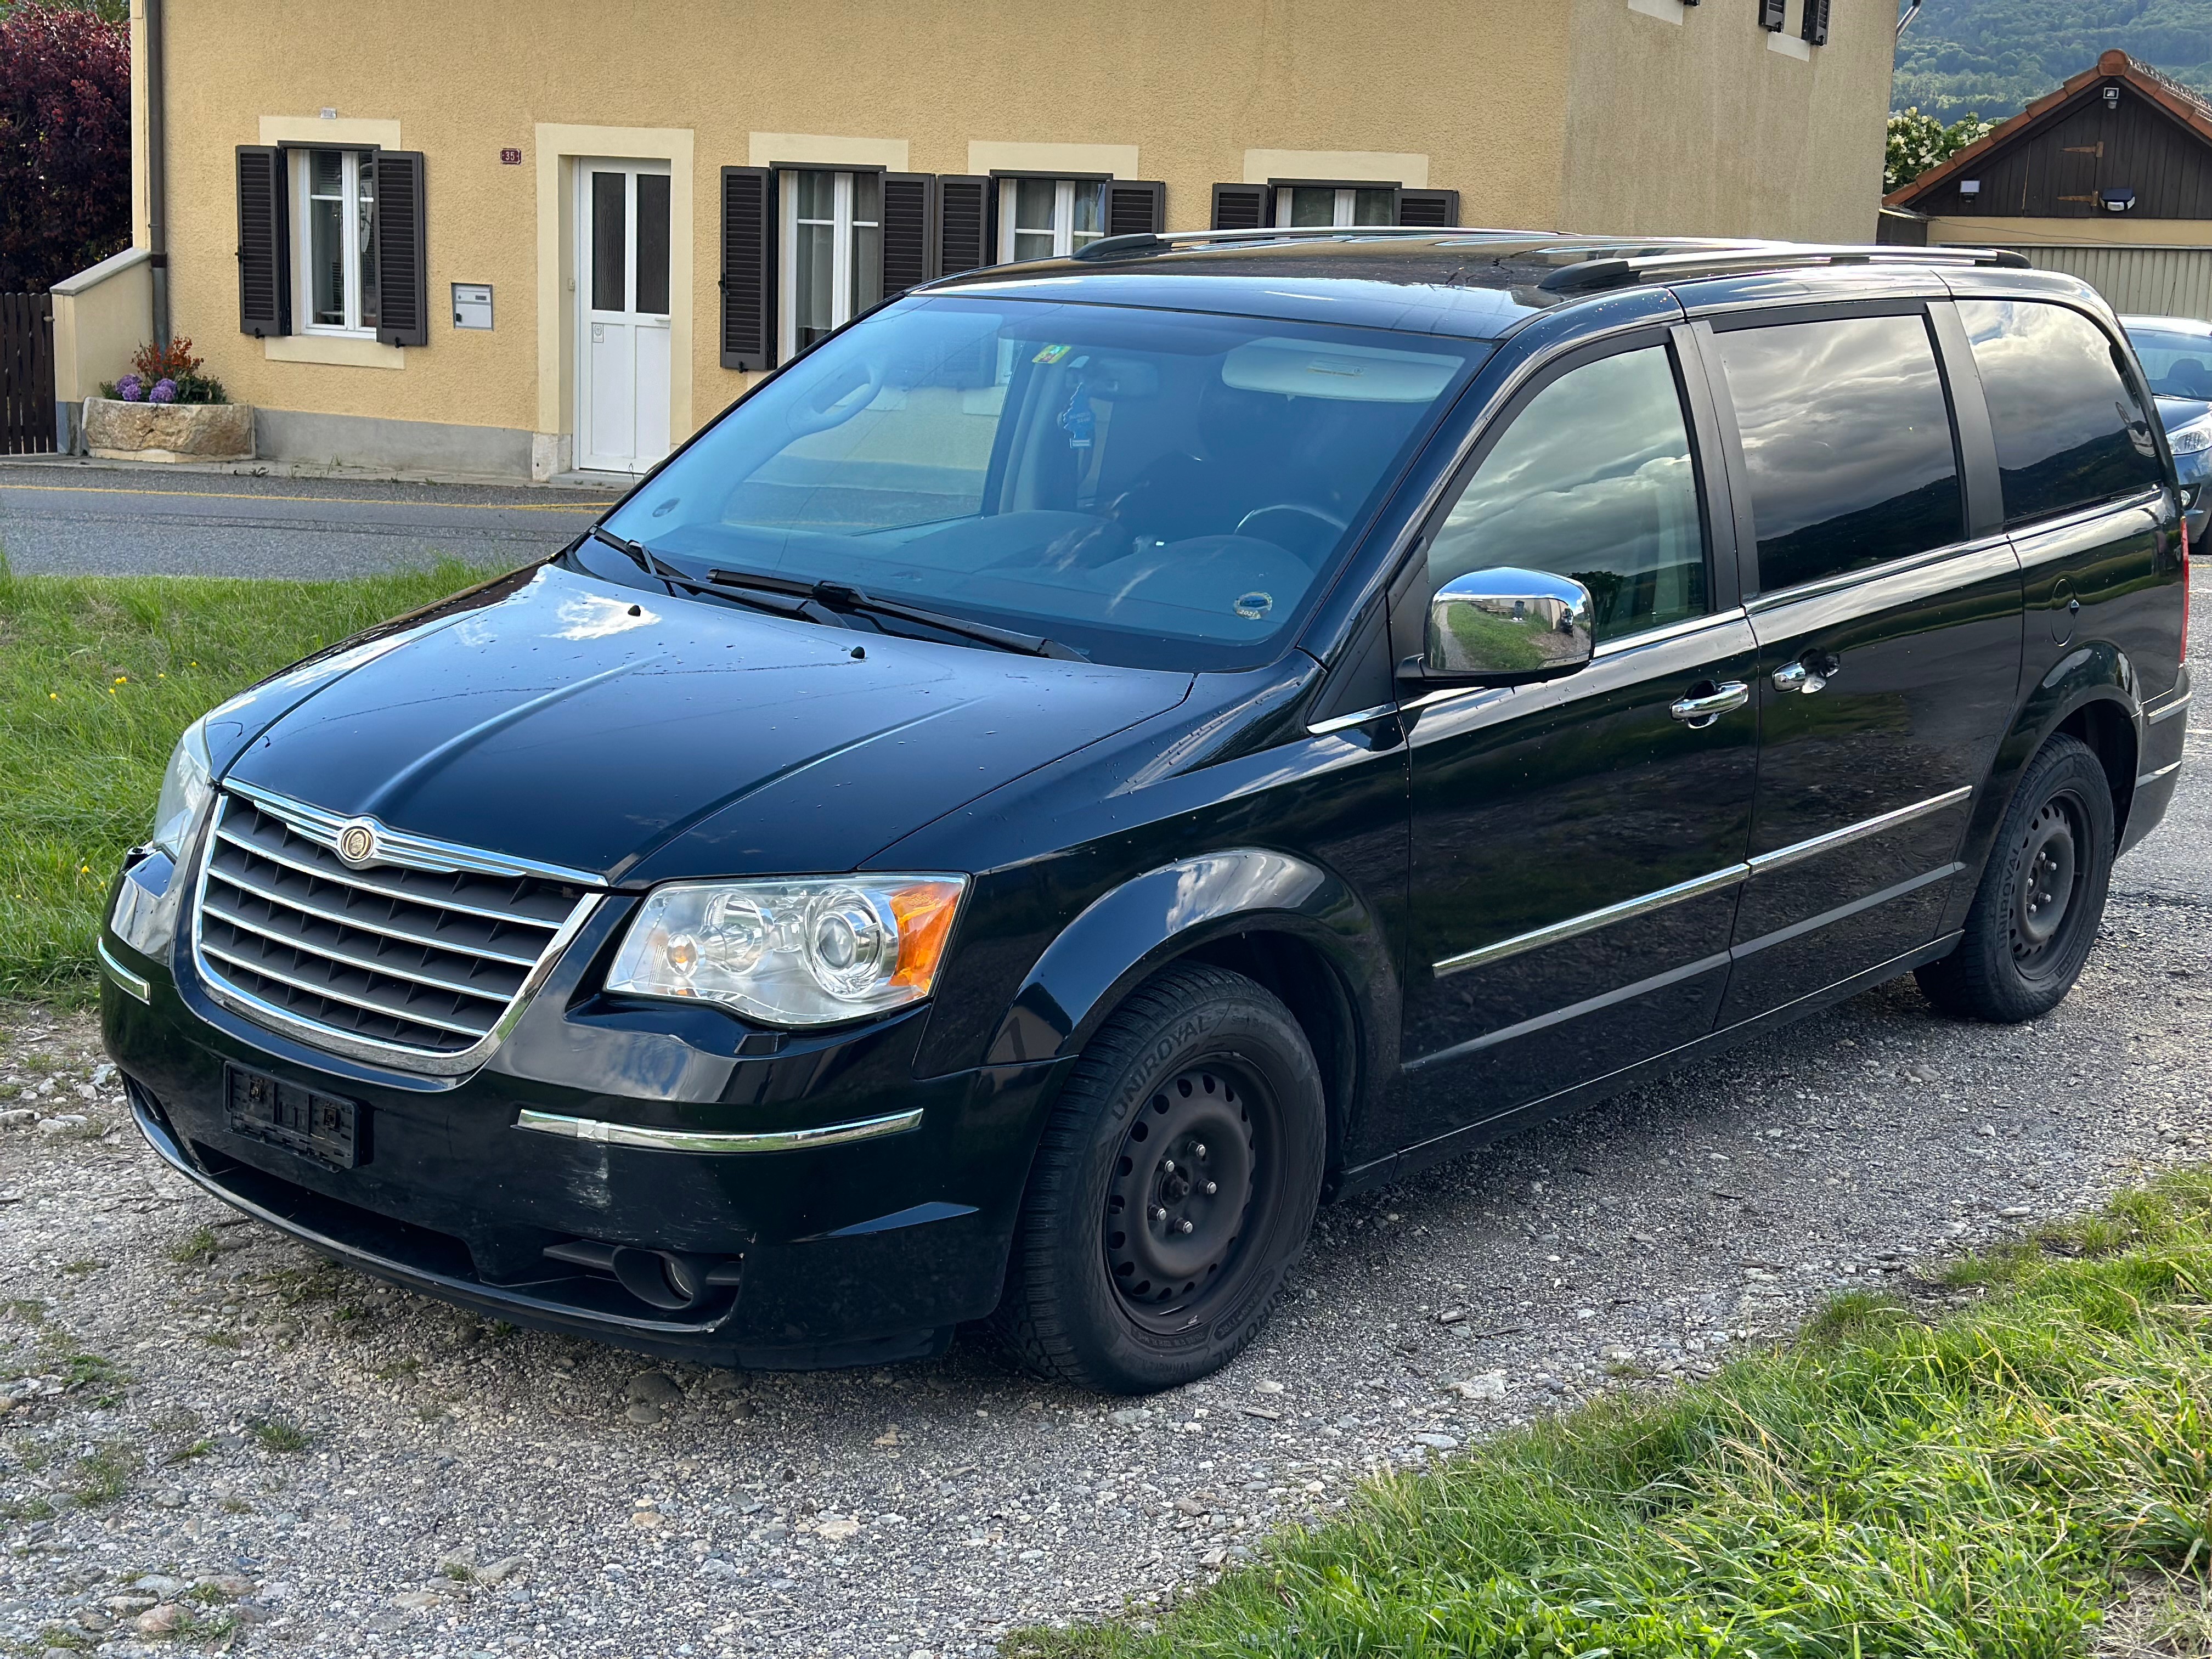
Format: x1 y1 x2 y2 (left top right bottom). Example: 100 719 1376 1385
104 921 1068 1370
2176 456 2212 544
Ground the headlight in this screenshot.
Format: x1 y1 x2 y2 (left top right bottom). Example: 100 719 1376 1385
2170 417 2212 456
153 716 214 857
605 874 967 1026
110 715 217 960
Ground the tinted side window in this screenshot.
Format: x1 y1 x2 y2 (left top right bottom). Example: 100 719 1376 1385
1429 345 1707 643
1714 314 1963 595
1958 299 2165 528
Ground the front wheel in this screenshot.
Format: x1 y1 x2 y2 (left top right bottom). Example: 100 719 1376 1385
1916 733 2115 1023
987 963 1325 1393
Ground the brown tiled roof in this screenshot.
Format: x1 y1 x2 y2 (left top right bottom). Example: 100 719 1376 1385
1885 49 2212 209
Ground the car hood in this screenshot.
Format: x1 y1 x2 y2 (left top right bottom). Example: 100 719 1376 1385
223 563 1193 882
2158 393 2211 430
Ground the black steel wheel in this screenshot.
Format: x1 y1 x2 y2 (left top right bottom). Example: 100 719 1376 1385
1918 733 2114 1023
2009 794 2085 970
1103 1063 1259 1318
988 963 1325 1393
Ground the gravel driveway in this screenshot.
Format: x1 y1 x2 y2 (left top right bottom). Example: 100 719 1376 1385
5 612 2204 1658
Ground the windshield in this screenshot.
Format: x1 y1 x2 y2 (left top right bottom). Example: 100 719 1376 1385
2128 325 2212 400
592 296 1485 669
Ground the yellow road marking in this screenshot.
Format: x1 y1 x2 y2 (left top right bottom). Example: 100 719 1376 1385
0 481 616 513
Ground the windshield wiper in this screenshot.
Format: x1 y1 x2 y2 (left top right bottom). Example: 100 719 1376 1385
588 528 1086 660
588 527 845 627
706 566 1090 661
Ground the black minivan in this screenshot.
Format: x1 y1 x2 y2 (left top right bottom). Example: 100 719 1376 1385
101 233 2192 1393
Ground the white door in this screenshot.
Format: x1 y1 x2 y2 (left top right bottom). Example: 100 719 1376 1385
576 159 672 474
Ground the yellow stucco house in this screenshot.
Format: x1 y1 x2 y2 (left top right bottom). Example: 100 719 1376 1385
66 0 1894 482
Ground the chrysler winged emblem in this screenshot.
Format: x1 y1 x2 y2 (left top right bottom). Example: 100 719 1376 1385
335 819 381 868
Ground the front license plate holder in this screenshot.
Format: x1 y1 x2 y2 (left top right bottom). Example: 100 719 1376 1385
224 1065 365 1170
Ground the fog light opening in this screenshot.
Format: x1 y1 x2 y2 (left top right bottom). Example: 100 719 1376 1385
608 1246 707 1310
543 1238 742 1313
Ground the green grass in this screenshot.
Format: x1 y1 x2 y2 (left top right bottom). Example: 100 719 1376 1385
166 1226 219 1268
251 1417 312 1453
0 554 500 1003
1012 1171 2212 1659
67 1437 142 1506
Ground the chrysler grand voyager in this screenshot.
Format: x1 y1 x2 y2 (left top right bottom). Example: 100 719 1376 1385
101 232 2192 1393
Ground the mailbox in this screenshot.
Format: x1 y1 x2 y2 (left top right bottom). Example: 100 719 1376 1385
452 284 494 330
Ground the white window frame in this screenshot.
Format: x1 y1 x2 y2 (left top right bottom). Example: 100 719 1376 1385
996 177 1108 263
778 169 879 364
291 147 377 338
1274 184 1397 228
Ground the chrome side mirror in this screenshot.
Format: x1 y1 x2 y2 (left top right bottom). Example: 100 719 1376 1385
1409 567 1596 685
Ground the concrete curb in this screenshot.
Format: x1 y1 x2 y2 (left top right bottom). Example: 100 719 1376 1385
0 451 628 494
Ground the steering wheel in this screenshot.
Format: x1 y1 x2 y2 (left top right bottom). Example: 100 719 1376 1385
1234 503 1348 560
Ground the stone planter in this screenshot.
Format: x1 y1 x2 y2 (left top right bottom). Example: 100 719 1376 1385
83 397 255 463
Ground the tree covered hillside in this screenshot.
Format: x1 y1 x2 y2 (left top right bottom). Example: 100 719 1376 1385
1895 0 2212 122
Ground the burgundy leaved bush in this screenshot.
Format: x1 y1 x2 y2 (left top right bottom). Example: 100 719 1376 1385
0 3 129 292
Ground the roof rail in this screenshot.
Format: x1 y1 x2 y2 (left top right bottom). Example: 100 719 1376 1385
1538 243 2033 294
1068 224 1499 262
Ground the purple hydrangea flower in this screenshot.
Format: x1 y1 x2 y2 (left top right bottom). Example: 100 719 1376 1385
116 374 143 402
149 379 178 404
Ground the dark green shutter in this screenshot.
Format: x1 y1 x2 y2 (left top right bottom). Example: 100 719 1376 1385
1800 0 1830 42
1105 179 1166 237
1210 183 1270 229
235 145 289 338
374 150 428 347
936 176 994 275
1759 0 1786 27
719 166 774 370
881 172 935 296
1397 189 1460 227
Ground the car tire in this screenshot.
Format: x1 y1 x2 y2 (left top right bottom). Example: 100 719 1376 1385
1916 733 2115 1024
987 963 1326 1395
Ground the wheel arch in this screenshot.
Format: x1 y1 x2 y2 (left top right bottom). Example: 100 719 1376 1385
981 849 1396 1182
1944 645 2141 936
2052 694 2139 838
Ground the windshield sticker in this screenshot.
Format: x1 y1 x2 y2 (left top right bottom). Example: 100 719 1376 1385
1234 591 1274 619
1031 343 1074 364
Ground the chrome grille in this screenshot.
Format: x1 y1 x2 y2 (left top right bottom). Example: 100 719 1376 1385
191 785 599 1068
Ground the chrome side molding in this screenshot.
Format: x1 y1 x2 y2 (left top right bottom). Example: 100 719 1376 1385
2147 691 2192 725
1433 865 1749 978
1745 785 1973 877
516 1106 924 1154
1431 785 1974 978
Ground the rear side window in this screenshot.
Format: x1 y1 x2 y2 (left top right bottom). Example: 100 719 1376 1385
1428 344 1708 643
1957 299 2165 528
1714 314 1964 595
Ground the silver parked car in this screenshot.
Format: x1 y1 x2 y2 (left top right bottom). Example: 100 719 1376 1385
2122 314 2212 543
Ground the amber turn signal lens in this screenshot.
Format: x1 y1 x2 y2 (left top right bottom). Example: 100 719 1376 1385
890 879 966 994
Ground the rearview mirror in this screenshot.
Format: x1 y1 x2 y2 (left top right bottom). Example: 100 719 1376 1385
1407 568 1595 686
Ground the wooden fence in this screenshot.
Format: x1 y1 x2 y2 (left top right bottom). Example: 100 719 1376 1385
1 291 57 455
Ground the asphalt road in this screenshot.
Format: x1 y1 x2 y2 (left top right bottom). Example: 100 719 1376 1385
0 469 616 578
0 571 2201 1659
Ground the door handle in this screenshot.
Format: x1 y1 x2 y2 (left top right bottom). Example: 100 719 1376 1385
1773 650 1841 695
1671 680 1750 729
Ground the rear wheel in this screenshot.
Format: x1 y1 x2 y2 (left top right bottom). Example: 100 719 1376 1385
988 964 1325 1393
1916 733 2115 1023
